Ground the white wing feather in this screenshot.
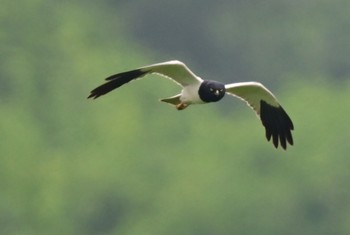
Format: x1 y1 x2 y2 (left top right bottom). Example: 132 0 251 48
140 60 203 86
225 82 280 115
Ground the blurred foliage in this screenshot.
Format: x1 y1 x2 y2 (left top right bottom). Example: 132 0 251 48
1 0 350 235
119 0 350 86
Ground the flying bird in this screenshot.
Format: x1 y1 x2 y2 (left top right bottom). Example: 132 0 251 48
88 60 294 149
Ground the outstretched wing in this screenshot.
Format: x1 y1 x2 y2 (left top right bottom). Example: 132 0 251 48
88 60 202 99
225 82 294 150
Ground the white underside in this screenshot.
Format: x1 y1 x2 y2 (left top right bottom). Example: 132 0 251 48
180 83 204 104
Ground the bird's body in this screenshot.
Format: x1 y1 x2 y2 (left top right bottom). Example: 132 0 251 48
179 82 203 104
88 60 294 149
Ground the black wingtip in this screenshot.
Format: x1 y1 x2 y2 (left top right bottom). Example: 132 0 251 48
87 93 100 99
260 100 294 150
87 79 119 99
87 69 147 99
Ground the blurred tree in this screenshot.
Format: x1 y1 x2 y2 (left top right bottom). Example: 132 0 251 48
1 0 350 235
117 0 350 86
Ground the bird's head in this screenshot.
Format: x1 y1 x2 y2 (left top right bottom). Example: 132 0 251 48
198 80 226 102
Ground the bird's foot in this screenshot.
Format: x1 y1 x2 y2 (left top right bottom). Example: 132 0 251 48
176 103 189 110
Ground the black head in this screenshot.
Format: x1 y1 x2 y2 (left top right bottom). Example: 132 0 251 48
198 80 226 103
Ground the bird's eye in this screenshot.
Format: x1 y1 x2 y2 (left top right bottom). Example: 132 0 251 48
210 88 214 92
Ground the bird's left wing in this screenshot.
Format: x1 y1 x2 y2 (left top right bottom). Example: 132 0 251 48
88 60 202 99
225 82 294 149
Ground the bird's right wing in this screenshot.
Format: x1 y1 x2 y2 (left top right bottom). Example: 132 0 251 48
88 60 202 99
225 82 294 149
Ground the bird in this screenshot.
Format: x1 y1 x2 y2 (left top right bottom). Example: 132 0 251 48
88 60 294 149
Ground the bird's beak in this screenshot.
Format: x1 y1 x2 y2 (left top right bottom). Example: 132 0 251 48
215 90 220 96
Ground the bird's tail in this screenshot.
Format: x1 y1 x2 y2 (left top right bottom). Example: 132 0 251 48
160 94 182 106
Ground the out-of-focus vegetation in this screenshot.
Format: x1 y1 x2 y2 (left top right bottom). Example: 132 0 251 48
1 0 350 234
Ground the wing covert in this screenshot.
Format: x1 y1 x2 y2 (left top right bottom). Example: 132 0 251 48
144 60 202 86
225 82 279 114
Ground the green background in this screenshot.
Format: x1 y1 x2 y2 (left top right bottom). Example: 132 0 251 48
1 0 350 234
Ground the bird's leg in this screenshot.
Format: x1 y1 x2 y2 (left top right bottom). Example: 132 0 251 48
176 103 189 110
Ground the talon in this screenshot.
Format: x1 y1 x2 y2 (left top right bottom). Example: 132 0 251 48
176 103 189 110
